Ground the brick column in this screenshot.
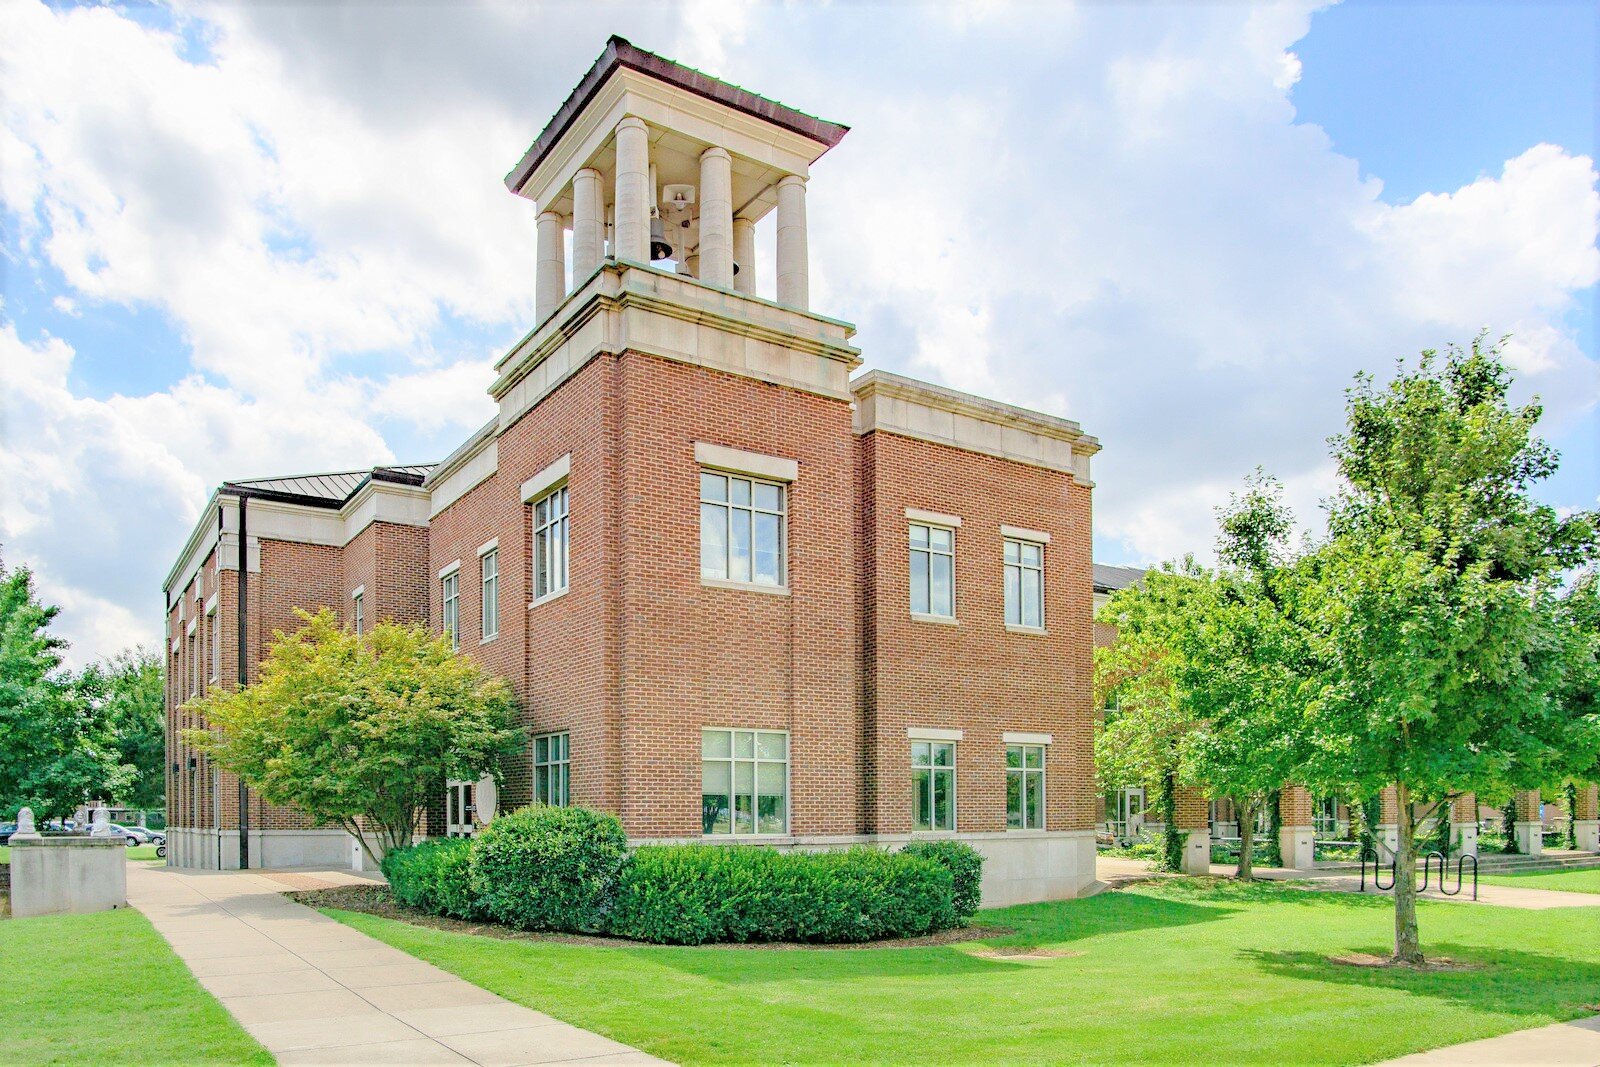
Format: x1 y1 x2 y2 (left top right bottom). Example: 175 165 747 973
1278 784 1316 870
1376 785 1400 857
1574 784 1599 854
1450 793 1479 857
1514 789 1544 855
1173 783 1210 875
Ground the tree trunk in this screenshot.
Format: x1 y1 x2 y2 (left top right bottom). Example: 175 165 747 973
1392 782 1424 965
1236 795 1256 881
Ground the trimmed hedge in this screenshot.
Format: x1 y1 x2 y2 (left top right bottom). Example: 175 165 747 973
468 806 628 932
900 839 983 920
609 845 957 945
380 838 480 919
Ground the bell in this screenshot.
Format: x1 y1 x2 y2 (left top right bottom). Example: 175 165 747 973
649 217 674 261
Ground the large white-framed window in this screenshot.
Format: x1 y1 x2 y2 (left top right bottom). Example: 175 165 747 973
912 741 956 831
445 779 475 837
701 728 788 836
534 732 569 807
909 522 955 618
480 548 500 641
187 629 198 697
1004 538 1045 629
441 570 460 651
533 486 569 601
352 588 364 637
207 605 219 683
1006 744 1046 829
700 472 786 587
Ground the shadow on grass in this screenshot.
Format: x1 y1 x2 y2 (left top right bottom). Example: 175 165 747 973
981 885 1244 948
1242 944 1600 1019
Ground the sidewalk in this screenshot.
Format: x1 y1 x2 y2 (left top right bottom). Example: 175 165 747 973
127 863 668 1066
1371 1014 1600 1065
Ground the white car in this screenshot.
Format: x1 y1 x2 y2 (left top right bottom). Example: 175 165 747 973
108 824 154 846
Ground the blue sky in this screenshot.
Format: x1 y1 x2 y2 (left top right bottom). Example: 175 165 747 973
2 0 1596 663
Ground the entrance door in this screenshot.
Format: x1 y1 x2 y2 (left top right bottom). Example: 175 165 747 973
446 779 476 838
1122 787 1146 837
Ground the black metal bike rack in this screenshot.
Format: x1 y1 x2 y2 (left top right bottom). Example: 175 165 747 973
1359 847 1395 892
1424 851 1478 900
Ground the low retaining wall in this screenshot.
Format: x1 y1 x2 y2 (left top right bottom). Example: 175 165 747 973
9 837 127 918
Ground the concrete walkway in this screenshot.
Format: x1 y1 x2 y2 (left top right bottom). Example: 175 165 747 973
1372 1014 1600 1065
127 864 668 1066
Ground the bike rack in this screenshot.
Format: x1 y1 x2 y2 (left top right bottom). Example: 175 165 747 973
1359 847 1395 892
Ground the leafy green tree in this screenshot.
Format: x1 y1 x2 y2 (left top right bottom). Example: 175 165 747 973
1300 336 1600 964
77 648 166 811
185 609 523 863
0 561 132 823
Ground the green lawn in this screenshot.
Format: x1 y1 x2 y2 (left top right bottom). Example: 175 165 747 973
327 879 1600 1066
1 844 161 863
1 907 270 1066
1480 867 1600 895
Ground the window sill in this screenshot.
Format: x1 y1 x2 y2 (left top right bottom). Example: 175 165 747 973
700 832 793 842
1005 827 1050 834
1005 624 1049 636
701 577 790 596
909 612 957 626
908 829 960 838
528 586 569 610
480 634 499 645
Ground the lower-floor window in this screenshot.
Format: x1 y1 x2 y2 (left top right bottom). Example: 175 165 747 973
1006 744 1045 829
912 741 956 831
535 732 570 807
701 728 788 835
445 779 475 837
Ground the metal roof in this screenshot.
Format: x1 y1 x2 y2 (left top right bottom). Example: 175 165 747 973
1093 564 1147 592
221 464 435 510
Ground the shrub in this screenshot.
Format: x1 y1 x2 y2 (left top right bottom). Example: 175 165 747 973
381 838 479 919
469 806 628 932
900 839 983 919
609 845 957 945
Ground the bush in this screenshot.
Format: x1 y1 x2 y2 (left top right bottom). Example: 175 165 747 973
469 806 628 932
381 838 480 919
900 839 983 920
609 845 957 945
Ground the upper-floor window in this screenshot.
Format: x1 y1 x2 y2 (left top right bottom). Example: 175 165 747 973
912 741 955 831
1004 539 1045 629
533 487 569 601
352 591 364 637
208 607 219 682
1006 744 1045 829
909 523 955 617
534 732 569 807
187 631 198 696
700 472 785 586
480 549 499 640
701 728 788 835
442 570 460 651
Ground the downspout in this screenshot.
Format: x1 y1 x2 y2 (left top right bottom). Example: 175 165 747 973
236 494 250 870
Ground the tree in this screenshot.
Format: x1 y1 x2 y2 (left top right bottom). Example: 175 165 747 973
0 561 132 823
1300 336 1600 964
185 609 523 863
77 648 166 811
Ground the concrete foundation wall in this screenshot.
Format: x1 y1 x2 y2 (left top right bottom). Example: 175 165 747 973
10 838 127 918
166 828 354 871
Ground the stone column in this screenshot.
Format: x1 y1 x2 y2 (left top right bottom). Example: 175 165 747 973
1376 785 1400 857
697 146 734 288
1277 784 1316 870
1450 793 1479 857
613 116 650 264
1514 789 1544 855
775 174 809 309
732 215 756 295
571 167 605 281
1572 784 1598 853
1173 783 1211 876
535 210 566 321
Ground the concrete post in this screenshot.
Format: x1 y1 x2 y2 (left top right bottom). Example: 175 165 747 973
535 211 566 321
1277 784 1316 870
775 174 809 309
571 167 605 281
733 215 756 295
613 116 650 264
1173 783 1211 876
1514 789 1544 855
1450 793 1478 857
1572 784 1597 853
1376 785 1400 858
697 146 734 288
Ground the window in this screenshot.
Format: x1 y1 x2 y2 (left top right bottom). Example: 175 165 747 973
534 732 569 806
1004 539 1045 628
208 608 219 682
1006 744 1046 829
912 741 956 831
442 571 459 651
701 728 788 835
352 590 364 636
533 486 569 600
480 550 499 640
445 779 475 837
187 631 198 696
909 523 955 617
700 472 785 586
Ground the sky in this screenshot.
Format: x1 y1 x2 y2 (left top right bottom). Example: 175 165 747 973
2 0 1597 666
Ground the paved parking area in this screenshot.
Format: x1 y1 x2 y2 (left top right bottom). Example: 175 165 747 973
127 864 669 1066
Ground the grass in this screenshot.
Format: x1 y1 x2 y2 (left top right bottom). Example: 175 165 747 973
1 844 161 863
327 879 1600 1066
1480 867 1600 895
0 907 271 1066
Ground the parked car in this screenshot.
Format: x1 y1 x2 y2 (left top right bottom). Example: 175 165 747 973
108 824 153 846
0 822 16 845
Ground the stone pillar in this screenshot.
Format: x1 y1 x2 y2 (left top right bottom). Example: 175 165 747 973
571 167 605 281
613 116 650 264
1514 789 1544 855
1572 784 1598 853
535 210 566 321
1278 784 1316 870
1451 793 1479 857
1376 785 1400 857
697 146 734 288
1173 783 1211 876
775 174 809 309
732 215 756 295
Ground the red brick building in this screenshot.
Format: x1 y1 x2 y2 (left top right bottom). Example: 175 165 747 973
163 37 1105 904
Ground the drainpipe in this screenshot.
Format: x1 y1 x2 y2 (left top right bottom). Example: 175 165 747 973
236 494 250 871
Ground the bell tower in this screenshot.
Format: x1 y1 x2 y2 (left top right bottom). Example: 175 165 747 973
505 36 849 322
